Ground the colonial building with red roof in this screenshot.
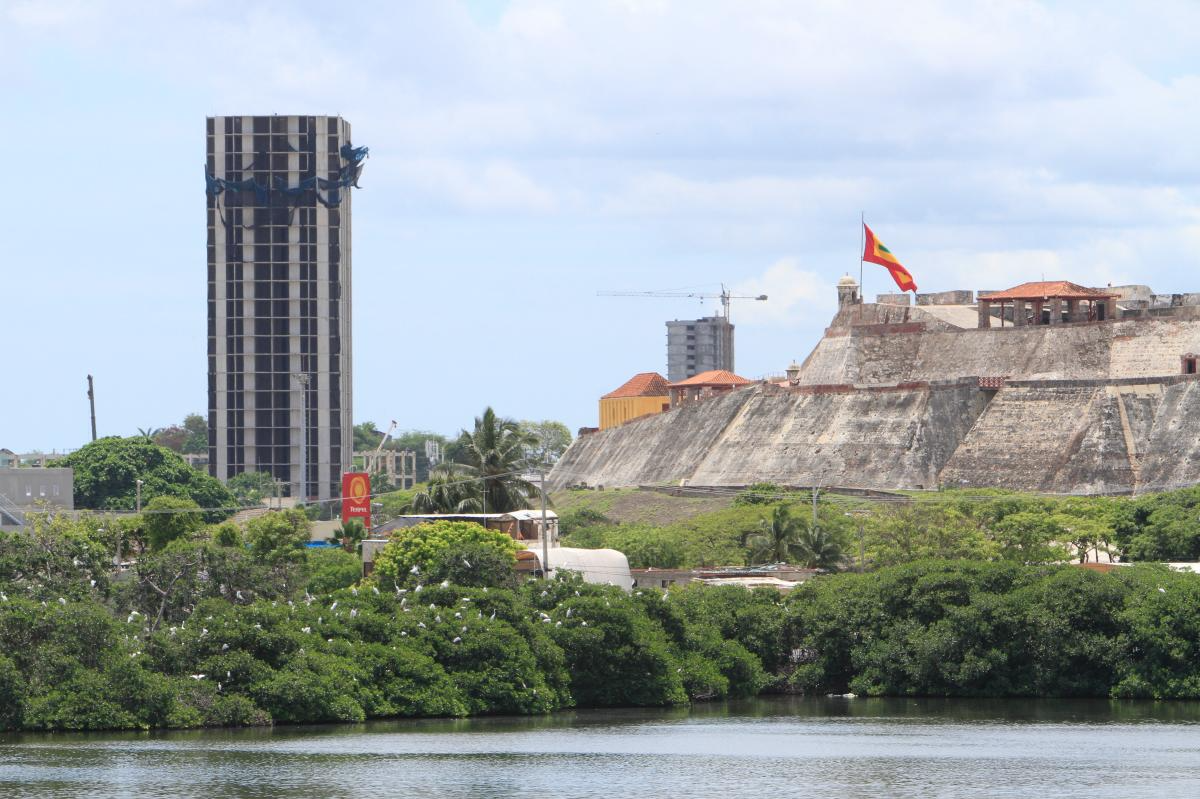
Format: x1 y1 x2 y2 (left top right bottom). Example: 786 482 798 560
668 369 752 408
598 372 671 430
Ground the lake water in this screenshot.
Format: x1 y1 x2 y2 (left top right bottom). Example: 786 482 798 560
3 697 1200 798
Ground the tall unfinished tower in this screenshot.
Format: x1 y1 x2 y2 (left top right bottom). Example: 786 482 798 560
205 115 365 502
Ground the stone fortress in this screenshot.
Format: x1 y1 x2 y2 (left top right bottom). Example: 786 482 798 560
551 277 1200 495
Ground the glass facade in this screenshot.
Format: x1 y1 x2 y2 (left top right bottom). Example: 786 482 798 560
205 115 355 502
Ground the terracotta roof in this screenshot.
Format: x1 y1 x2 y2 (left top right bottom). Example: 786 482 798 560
669 369 752 387
602 372 670 399
978 281 1117 301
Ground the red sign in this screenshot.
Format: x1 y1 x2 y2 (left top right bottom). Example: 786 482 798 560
342 472 371 529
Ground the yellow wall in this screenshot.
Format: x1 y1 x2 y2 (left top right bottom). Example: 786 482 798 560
599 396 669 430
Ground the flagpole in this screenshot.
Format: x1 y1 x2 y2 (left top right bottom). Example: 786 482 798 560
859 211 865 303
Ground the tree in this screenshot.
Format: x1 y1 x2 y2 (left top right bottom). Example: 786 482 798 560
181 413 208 455
409 463 483 514
226 471 276 507
518 420 573 467
745 504 803 564
142 496 205 551
353 422 385 453
52 437 235 522
455 408 538 513
791 524 844 570
371 520 520 589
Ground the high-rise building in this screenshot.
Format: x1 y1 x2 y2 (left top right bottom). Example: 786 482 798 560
205 115 366 502
666 316 734 382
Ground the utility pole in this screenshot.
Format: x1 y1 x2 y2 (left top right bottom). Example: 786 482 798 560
86 375 97 441
539 470 550 579
135 479 144 513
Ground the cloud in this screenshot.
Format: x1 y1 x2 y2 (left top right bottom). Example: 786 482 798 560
732 259 829 326
387 158 558 212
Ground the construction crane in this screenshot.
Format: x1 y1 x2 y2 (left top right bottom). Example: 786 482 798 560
596 284 767 321
374 420 397 453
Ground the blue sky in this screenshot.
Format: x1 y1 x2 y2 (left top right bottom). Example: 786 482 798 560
4 0 1200 452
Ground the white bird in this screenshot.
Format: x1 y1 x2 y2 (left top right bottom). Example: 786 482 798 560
200 628 208 637
410 565 420 575
330 601 339 611
454 612 462 619
462 558 472 568
400 598 408 607
190 674 205 680
302 627 312 634
90 580 96 588
414 584 423 593
236 590 244 601
452 636 462 643
400 631 407 637
418 622 426 629
429 603 437 609
169 627 178 636
461 626 467 633
489 611 496 621
541 590 549 598
318 617 323 624
221 643 229 651
58 597 66 605
435 615 442 624
372 586 380 595
351 587 358 596
556 621 562 627
581 621 587 627
350 609 358 618
253 623 261 630
440 580 450 589
0 593 6 601
565 607 572 618
1158 587 1167 593
482 588 488 593
661 592 668 602
461 598 471 603
542 618 551 624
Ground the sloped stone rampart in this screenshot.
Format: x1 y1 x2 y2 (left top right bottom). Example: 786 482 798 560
939 376 1200 494
550 381 988 491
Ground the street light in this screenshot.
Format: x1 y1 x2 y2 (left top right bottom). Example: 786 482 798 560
135 479 144 513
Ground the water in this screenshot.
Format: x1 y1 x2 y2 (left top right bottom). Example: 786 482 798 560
3 697 1200 798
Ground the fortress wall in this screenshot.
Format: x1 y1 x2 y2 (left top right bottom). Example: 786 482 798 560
1136 379 1200 492
687 381 987 489
551 382 990 491
938 383 1140 493
549 388 750 489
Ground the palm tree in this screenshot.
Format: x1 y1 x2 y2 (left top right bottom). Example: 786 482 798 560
409 463 484 514
746 504 804 564
792 524 843 571
746 504 843 570
455 407 539 513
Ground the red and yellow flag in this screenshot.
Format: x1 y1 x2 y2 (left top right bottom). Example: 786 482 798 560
862 223 917 292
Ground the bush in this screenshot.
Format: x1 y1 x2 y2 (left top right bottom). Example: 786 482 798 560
373 521 520 589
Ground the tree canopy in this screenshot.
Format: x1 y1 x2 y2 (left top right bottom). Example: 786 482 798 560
53 437 234 522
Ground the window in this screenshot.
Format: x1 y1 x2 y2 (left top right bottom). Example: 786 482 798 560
1185 356 1198 375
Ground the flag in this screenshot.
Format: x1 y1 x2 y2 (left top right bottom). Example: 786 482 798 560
862 223 917 292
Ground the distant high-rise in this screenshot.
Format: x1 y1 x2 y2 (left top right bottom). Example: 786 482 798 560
666 316 734 382
205 115 366 502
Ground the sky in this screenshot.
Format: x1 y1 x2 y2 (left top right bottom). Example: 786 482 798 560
4 0 1200 452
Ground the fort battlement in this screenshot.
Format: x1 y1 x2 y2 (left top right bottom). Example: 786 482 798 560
551 279 1200 495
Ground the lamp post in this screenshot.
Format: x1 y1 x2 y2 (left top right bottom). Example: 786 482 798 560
135 479 144 514
293 373 311 505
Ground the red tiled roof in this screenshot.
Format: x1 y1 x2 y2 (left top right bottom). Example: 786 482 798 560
978 281 1116 301
602 372 671 399
669 369 752 388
